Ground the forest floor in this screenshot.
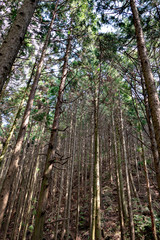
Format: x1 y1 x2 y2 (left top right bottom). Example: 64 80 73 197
70 169 160 240
42 167 160 240
2 167 160 239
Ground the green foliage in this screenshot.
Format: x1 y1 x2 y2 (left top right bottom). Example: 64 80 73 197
32 209 37 216
134 214 160 239
79 213 86 227
28 225 34 233
137 147 142 153
33 112 46 122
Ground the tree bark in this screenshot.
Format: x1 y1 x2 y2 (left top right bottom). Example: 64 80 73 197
0 7 58 228
119 103 135 240
141 77 160 194
0 0 39 93
112 112 125 240
89 118 94 239
11 124 43 240
75 122 82 239
91 79 101 240
31 33 71 240
66 112 77 240
130 0 160 163
0 122 33 238
139 130 158 240
0 61 36 164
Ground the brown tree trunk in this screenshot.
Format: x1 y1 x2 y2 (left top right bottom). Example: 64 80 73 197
91 79 101 240
61 114 72 240
75 122 82 239
130 0 160 163
55 168 65 240
89 116 94 239
141 78 160 194
0 122 33 238
11 124 43 240
0 0 39 92
112 112 125 240
0 7 58 228
22 141 45 240
31 33 71 240
129 172 143 213
115 121 128 222
108 125 113 184
66 111 77 240
0 61 36 164
139 130 158 240
119 103 135 240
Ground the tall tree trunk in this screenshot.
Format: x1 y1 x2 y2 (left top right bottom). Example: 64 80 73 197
0 122 33 238
0 0 39 92
22 141 45 240
141 77 160 194
89 116 94 239
11 124 43 240
75 122 82 240
0 6 58 227
0 61 36 164
84 127 88 197
61 114 72 240
112 112 125 240
130 0 160 162
139 130 158 240
134 142 140 191
115 121 128 222
31 33 71 240
129 172 143 213
108 125 113 184
91 79 101 240
55 168 65 240
66 112 77 240
119 103 135 240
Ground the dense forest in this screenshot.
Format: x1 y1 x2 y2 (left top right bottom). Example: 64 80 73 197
0 0 160 239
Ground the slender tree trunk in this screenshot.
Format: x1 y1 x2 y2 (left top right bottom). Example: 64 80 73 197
0 0 39 92
11 124 43 240
81 133 85 197
0 7 58 227
61 115 72 240
31 33 71 240
139 130 158 240
62 112 74 240
134 142 140 191
112 112 125 240
0 61 36 164
55 168 65 240
22 141 45 240
115 123 128 222
119 103 135 240
51 167 58 213
89 126 94 240
130 0 160 162
66 112 77 240
91 80 101 240
129 172 143 213
75 125 81 239
84 128 88 197
0 123 33 239
108 125 113 184
141 78 160 194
